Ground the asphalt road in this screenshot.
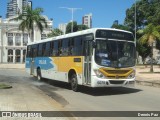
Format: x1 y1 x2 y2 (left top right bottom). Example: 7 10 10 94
0 69 160 120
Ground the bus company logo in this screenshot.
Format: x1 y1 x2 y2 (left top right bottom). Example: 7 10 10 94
115 75 119 79
2 112 11 117
39 60 47 64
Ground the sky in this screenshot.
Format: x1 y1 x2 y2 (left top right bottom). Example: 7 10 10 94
0 0 135 28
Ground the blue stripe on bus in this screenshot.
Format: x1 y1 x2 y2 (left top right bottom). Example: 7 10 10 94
25 57 54 70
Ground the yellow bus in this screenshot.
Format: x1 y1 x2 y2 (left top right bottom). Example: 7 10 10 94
25 28 136 91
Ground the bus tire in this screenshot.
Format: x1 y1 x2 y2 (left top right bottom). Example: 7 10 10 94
71 74 78 92
37 68 42 81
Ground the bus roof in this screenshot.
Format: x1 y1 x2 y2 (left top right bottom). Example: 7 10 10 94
27 28 133 45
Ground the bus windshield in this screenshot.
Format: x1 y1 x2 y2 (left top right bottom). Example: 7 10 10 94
95 39 136 68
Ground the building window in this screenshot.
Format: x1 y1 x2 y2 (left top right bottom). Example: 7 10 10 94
15 33 21 46
8 49 13 63
23 33 28 46
41 34 47 40
15 49 21 63
8 33 13 46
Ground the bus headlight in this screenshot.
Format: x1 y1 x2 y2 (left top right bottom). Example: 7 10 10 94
94 69 106 78
127 70 135 79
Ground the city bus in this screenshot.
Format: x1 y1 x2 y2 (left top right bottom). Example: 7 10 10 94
25 28 136 91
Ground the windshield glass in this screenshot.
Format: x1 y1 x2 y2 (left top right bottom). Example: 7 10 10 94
95 40 136 68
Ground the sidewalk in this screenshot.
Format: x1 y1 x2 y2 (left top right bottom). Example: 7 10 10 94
0 69 73 120
0 63 25 69
136 65 160 88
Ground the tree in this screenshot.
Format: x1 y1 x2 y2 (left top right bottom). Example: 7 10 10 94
136 42 151 64
16 6 48 42
138 24 160 72
47 28 63 37
66 21 89 34
77 25 89 31
111 24 132 32
125 0 160 31
66 21 78 34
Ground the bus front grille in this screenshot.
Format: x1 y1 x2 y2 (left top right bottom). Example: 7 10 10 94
104 70 130 74
99 68 133 79
107 76 126 79
109 80 125 84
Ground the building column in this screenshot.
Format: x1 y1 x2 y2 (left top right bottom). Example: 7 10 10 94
21 33 23 46
13 33 15 46
13 49 15 63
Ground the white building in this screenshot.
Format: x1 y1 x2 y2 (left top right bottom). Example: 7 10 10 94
82 13 92 28
0 15 53 63
58 23 67 34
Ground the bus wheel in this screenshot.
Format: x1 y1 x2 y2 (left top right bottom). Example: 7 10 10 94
37 69 42 81
71 74 78 92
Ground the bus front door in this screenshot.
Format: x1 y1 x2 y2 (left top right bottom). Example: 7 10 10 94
84 40 92 85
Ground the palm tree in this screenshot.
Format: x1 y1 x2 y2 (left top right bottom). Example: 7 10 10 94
16 6 48 42
138 24 160 72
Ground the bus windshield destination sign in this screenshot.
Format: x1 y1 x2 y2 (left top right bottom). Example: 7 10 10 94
96 30 134 41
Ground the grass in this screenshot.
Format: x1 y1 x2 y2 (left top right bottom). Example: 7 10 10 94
0 83 12 89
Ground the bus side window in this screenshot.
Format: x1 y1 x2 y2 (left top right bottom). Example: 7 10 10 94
58 40 62 56
50 41 54 56
68 38 74 56
62 39 69 56
33 45 38 57
45 42 50 57
53 41 58 56
27 46 31 57
38 44 43 57
42 43 46 56
74 36 82 56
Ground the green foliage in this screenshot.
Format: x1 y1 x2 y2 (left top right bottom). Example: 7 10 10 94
66 21 89 34
124 0 160 69
66 21 78 34
77 25 89 31
0 83 12 89
136 41 151 64
124 0 160 31
137 23 160 72
138 24 160 46
111 24 132 32
47 28 63 37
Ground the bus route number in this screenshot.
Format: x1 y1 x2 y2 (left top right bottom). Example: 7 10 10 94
97 81 105 84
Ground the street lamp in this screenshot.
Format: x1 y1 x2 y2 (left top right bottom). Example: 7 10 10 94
60 7 82 33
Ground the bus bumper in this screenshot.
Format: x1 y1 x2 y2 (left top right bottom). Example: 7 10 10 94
91 76 135 88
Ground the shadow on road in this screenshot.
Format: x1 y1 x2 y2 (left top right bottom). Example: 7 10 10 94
30 78 142 97
78 86 142 96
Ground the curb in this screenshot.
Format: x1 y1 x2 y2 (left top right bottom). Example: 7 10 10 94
136 80 160 88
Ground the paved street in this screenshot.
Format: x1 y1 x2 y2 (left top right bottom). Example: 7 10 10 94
0 68 160 120
0 69 73 120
